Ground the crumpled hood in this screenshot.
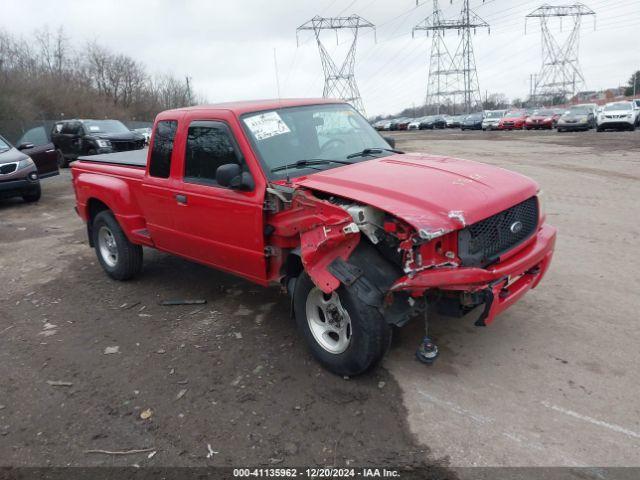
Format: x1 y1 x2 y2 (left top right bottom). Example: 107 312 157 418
0 147 29 164
293 153 538 233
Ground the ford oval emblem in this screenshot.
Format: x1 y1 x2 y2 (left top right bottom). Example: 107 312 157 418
510 221 523 234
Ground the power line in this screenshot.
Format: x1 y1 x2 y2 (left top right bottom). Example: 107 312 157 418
526 3 596 104
297 14 376 115
413 0 490 114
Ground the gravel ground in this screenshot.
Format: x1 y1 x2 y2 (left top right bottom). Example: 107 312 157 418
1 127 638 474
0 167 448 477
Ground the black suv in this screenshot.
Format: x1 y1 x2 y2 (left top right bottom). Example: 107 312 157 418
51 119 145 167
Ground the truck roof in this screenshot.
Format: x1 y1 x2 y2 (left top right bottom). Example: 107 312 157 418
160 98 346 117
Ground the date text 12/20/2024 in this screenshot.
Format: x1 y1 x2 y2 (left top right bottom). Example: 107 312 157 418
233 468 402 478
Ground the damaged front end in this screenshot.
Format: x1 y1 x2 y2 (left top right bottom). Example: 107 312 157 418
266 184 556 329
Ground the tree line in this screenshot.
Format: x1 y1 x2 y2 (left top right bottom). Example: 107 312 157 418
0 27 201 124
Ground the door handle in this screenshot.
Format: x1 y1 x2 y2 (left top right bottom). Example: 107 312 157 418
175 194 188 205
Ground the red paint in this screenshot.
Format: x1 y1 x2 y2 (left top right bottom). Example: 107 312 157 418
72 99 556 326
498 111 528 130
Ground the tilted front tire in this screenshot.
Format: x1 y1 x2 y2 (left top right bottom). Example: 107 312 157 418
22 184 41 203
293 273 391 376
92 211 143 281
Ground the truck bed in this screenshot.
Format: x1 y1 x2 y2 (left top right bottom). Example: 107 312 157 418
77 148 148 168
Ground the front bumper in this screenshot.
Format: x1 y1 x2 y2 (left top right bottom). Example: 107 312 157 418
391 224 557 325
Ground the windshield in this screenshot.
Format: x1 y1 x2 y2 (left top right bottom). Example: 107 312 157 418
0 136 11 152
485 111 503 119
505 111 523 118
83 120 131 134
242 104 391 179
467 113 482 120
604 103 632 111
567 107 590 115
534 110 555 116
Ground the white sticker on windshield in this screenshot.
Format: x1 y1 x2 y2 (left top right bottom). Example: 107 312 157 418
89 126 100 132
244 112 290 141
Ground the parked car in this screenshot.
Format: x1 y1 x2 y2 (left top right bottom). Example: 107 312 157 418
498 111 528 130
419 115 446 130
597 101 637 131
132 127 152 145
0 133 59 202
556 104 597 132
389 117 410 131
408 117 426 130
418 116 437 130
71 99 556 376
482 110 506 130
446 115 464 128
461 112 484 130
432 115 448 129
525 109 561 130
52 119 146 167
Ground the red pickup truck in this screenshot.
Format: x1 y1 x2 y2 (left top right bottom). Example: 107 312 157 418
71 99 556 376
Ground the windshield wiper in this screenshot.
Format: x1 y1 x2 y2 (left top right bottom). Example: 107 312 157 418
346 147 404 159
271 159 353 173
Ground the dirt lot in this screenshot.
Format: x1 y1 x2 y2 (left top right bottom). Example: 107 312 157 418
1 128 639 472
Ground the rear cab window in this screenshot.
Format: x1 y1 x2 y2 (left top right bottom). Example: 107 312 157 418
149 120 178 178
183 121 243 187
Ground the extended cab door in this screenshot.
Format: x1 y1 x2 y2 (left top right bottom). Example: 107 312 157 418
139 119 182 250
166 116 267 285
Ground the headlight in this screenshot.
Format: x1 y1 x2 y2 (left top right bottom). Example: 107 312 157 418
537 190 546 221
17 157 34 170
96 139 111 148
579 117 587 123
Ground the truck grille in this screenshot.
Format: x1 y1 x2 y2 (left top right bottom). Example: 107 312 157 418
0 163 18 175
458 197 539 267
111 140 144 152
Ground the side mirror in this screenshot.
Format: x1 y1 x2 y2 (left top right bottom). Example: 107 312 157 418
383 136 396 149
216 163 254 191
17 142 34 151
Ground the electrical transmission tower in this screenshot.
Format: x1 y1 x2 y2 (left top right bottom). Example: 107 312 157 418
413 0 489 114
297 15 375 115
526 4 596 105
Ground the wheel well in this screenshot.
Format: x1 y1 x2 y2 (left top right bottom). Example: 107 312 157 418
86 198 110 247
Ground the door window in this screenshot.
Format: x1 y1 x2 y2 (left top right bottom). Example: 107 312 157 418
184 121 241 186
149 120 178 179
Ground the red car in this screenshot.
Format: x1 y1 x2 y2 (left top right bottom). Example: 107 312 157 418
525 109 561 130
498 111 528 130
71 99 556 376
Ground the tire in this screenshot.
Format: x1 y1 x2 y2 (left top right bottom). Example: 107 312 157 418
629 124 636 132
597 126 603 132
92 210 143 281
87 149 97 156
293 272 391 376
56 149 68 168
22 183 41 203
557 128 564 133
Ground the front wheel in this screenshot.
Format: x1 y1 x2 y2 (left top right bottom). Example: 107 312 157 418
22 184 41 203
92 211 143 280
293 273 391 376
56 149 68 168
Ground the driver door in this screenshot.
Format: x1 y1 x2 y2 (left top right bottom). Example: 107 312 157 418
169 119 267 285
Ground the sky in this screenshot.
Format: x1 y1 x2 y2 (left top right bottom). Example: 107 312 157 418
4 0 639 117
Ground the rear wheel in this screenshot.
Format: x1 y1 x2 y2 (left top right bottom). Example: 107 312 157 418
22 184 41 203
56 149 68 168
92 211 143 280
293 273 391 376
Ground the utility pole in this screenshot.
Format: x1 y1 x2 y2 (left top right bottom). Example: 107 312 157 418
413 0 489 114
297 15 375 115
526 4 596 105
185 76 192 105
